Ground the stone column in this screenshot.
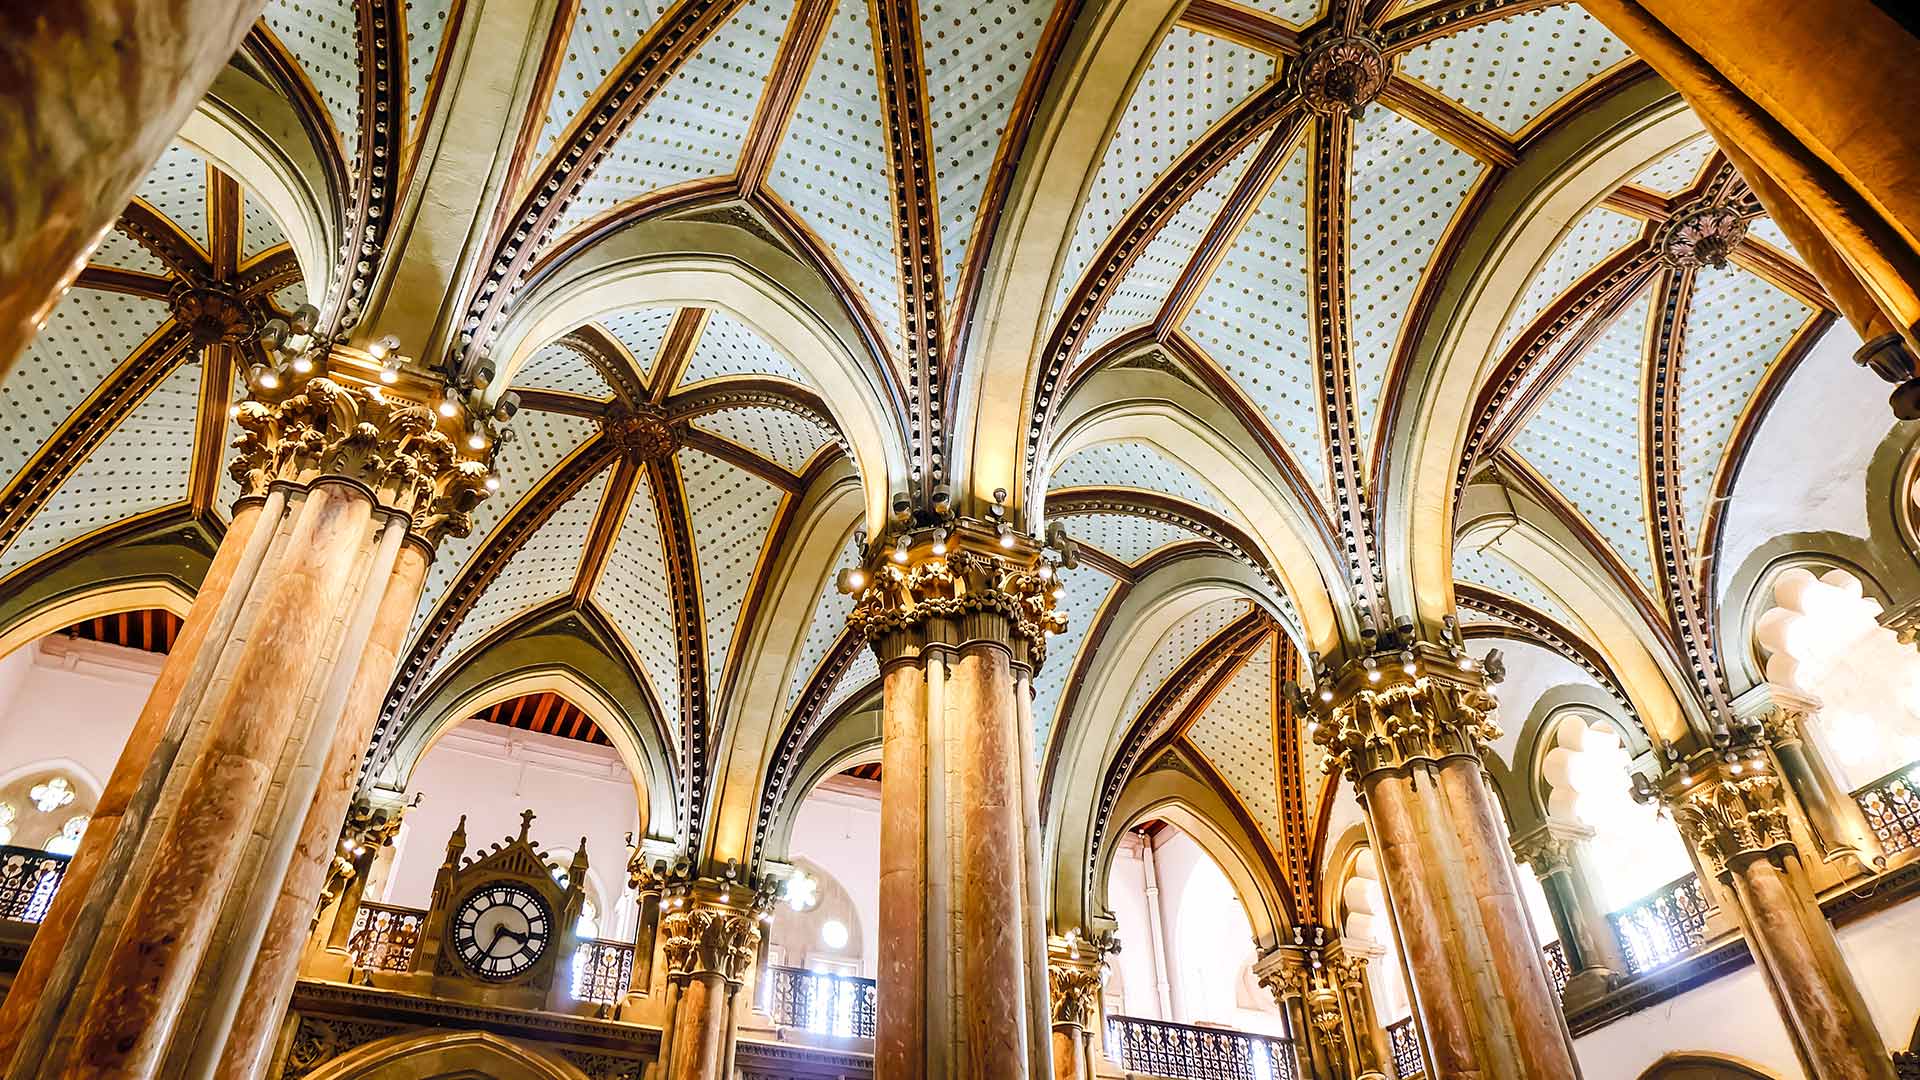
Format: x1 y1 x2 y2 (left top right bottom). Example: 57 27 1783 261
1511 821 1629 1008
1578 0 1920 380
0 0 268 378
1256 933 1390 1080
654 887 764 1080
853 521 1066 1080
1047 939 1108 1080
1310 647 1581 1079
5 367 489 1080
1659 744 1896 1080
1744 692 1882 872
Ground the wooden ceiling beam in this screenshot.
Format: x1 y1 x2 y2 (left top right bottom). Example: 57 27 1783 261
189 348 237 517
737 0 836 191
1378 0 1557 51
1380 76 1518 168
649 308 710 402
571 455 644 605
1181 0 1302 55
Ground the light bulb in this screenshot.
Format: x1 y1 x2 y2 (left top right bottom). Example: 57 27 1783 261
259 369 281 390
379 364 400 384
484 475 501 492
931 531 948 556
467 429 488 450
437 393 460 418
1319 688 1333 702
290 355 313 374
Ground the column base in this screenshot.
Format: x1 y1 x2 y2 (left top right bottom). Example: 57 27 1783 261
1561 968 1618 1011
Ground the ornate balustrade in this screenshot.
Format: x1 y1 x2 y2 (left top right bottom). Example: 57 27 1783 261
571 937 634 1005
345 902 426 972
1103 1014 1298 1080
1542 938 1570 995
1855 764 1920 857
760 964 877 1039
0 847 68 923
1385 1017 1422 1079
1607 873 1711 975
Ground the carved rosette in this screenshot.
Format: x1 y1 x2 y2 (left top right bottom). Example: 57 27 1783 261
1311 667 1503 783
602 405 678 462
1658 201 1750 269
660 906 762 984
1048 965 1104 1028
1667 770 1794 877
229 377 490 548
846 539 1066 666
169 284 257 347
1293 32 1387 116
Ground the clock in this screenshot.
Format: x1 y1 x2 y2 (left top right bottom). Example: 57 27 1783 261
450 881 553 980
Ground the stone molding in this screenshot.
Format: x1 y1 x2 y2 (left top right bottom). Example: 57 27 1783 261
230 376 491 548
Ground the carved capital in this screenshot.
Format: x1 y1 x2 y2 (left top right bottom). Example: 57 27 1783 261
1048 964 1104 1028
1310 652 1501 782
845 521 1066 665
1293 31 1387 116
660 906 762 984
229 376 490 548
1510 821 1592 878
1658 201 1749 270
1663 755 1795 877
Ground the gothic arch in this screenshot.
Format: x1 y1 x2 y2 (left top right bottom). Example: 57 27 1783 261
1636 1052 1783 1080
299 1030 590 1080
0 579 194 664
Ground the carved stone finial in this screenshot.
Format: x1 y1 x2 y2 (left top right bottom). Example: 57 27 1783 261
517 808 536 842
602 404 677 462
1658 201 1749 270
1294 32 1388 117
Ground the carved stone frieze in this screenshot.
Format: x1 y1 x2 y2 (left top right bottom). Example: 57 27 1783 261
229 376 491 547
660 905 761 984
1048 965 1104 1028
1310 662 1503 782
1293 31 1388 117
1658 201 1749 270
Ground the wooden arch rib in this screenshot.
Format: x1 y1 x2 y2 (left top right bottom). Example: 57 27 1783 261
1044 488 1291 599
368 437 617 778
460 0 754 362
1079 608 1272 898
1376 0 1559 51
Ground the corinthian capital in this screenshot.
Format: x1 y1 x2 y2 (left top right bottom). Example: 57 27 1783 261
229 375 491 548
1048 965 1104 1028
1664 756 1795 877
1309 648 1501 782
844 520 1067 665
660 905 762 984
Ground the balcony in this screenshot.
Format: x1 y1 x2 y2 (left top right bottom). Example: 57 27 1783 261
1104 1014 1299 1080
760 964 877 1039
0 847 69 924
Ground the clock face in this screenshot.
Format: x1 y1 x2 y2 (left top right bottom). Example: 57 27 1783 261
451 881 552 980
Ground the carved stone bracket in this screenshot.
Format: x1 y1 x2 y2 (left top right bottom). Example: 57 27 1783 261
660 905 762 985
229 374 491 548
1309 649 1502 783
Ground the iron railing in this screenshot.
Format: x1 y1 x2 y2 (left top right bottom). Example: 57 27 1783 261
571 938 635 1005
0 847 68 923
1855 765 1920 856
1104 1015 1298 1080
1608 873 1711 975
1385 1017 1422 1079
1542 938 1570 995
346 902 426 972
761 964 877 1039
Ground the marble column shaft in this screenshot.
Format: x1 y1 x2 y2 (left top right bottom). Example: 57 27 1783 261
655 900 761 1080
0 0 267 377
212 539 433 1080
64 481 376 1077
0 497 270 1070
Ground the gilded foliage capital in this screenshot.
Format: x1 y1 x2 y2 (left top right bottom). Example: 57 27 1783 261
660 905 762 984
1664 760 1795 877
229 376 491 548
1309 652 1502 782
845 522 1066 664
1048 965 1105 1028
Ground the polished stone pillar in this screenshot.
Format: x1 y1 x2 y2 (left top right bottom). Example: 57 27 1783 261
1659 744 1896 1080
1047 939 1108 1080
1580 0 1920 372
1256 934 1390 1080
1311 647 1581 1079
855 523 1065 1079
655 887 763 1080
1511 821 1628 1007
3 371 487 1079
0 0 267 378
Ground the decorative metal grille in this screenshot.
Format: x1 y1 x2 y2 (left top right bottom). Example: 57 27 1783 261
1386 1017 1423 1079
572 938 635 1004
1855 766 1920 856
761 964 877 1039
1542 938 1570 995
0 847 67 923
1608 873 1711 974
1103 1015 1298 1080
346 902 426 972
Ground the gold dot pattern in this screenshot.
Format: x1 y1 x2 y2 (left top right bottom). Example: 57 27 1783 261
1117 598 1250 730
679 446 783 704
1060 512 1196 564
1030 562 1119 755
1629 133 1715 196
514 342 617 399
0 291 171 486
593 469 683 723
1494 207 1642 357
534 4 657 163
1397 5 1632 136
693 406 834 473
134 144 210 252
264 0 363 166
783 534 861 710
1185 639 1284 844
404 0 454 131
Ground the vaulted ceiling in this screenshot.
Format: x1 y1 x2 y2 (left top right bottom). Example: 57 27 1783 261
0 0 1876 904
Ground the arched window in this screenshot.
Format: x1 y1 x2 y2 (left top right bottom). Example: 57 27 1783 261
1541 713 1693 911
1338 847 1410 1025
1757 566 1920 787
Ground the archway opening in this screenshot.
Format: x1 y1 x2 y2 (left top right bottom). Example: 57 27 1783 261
760 762 881 1039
